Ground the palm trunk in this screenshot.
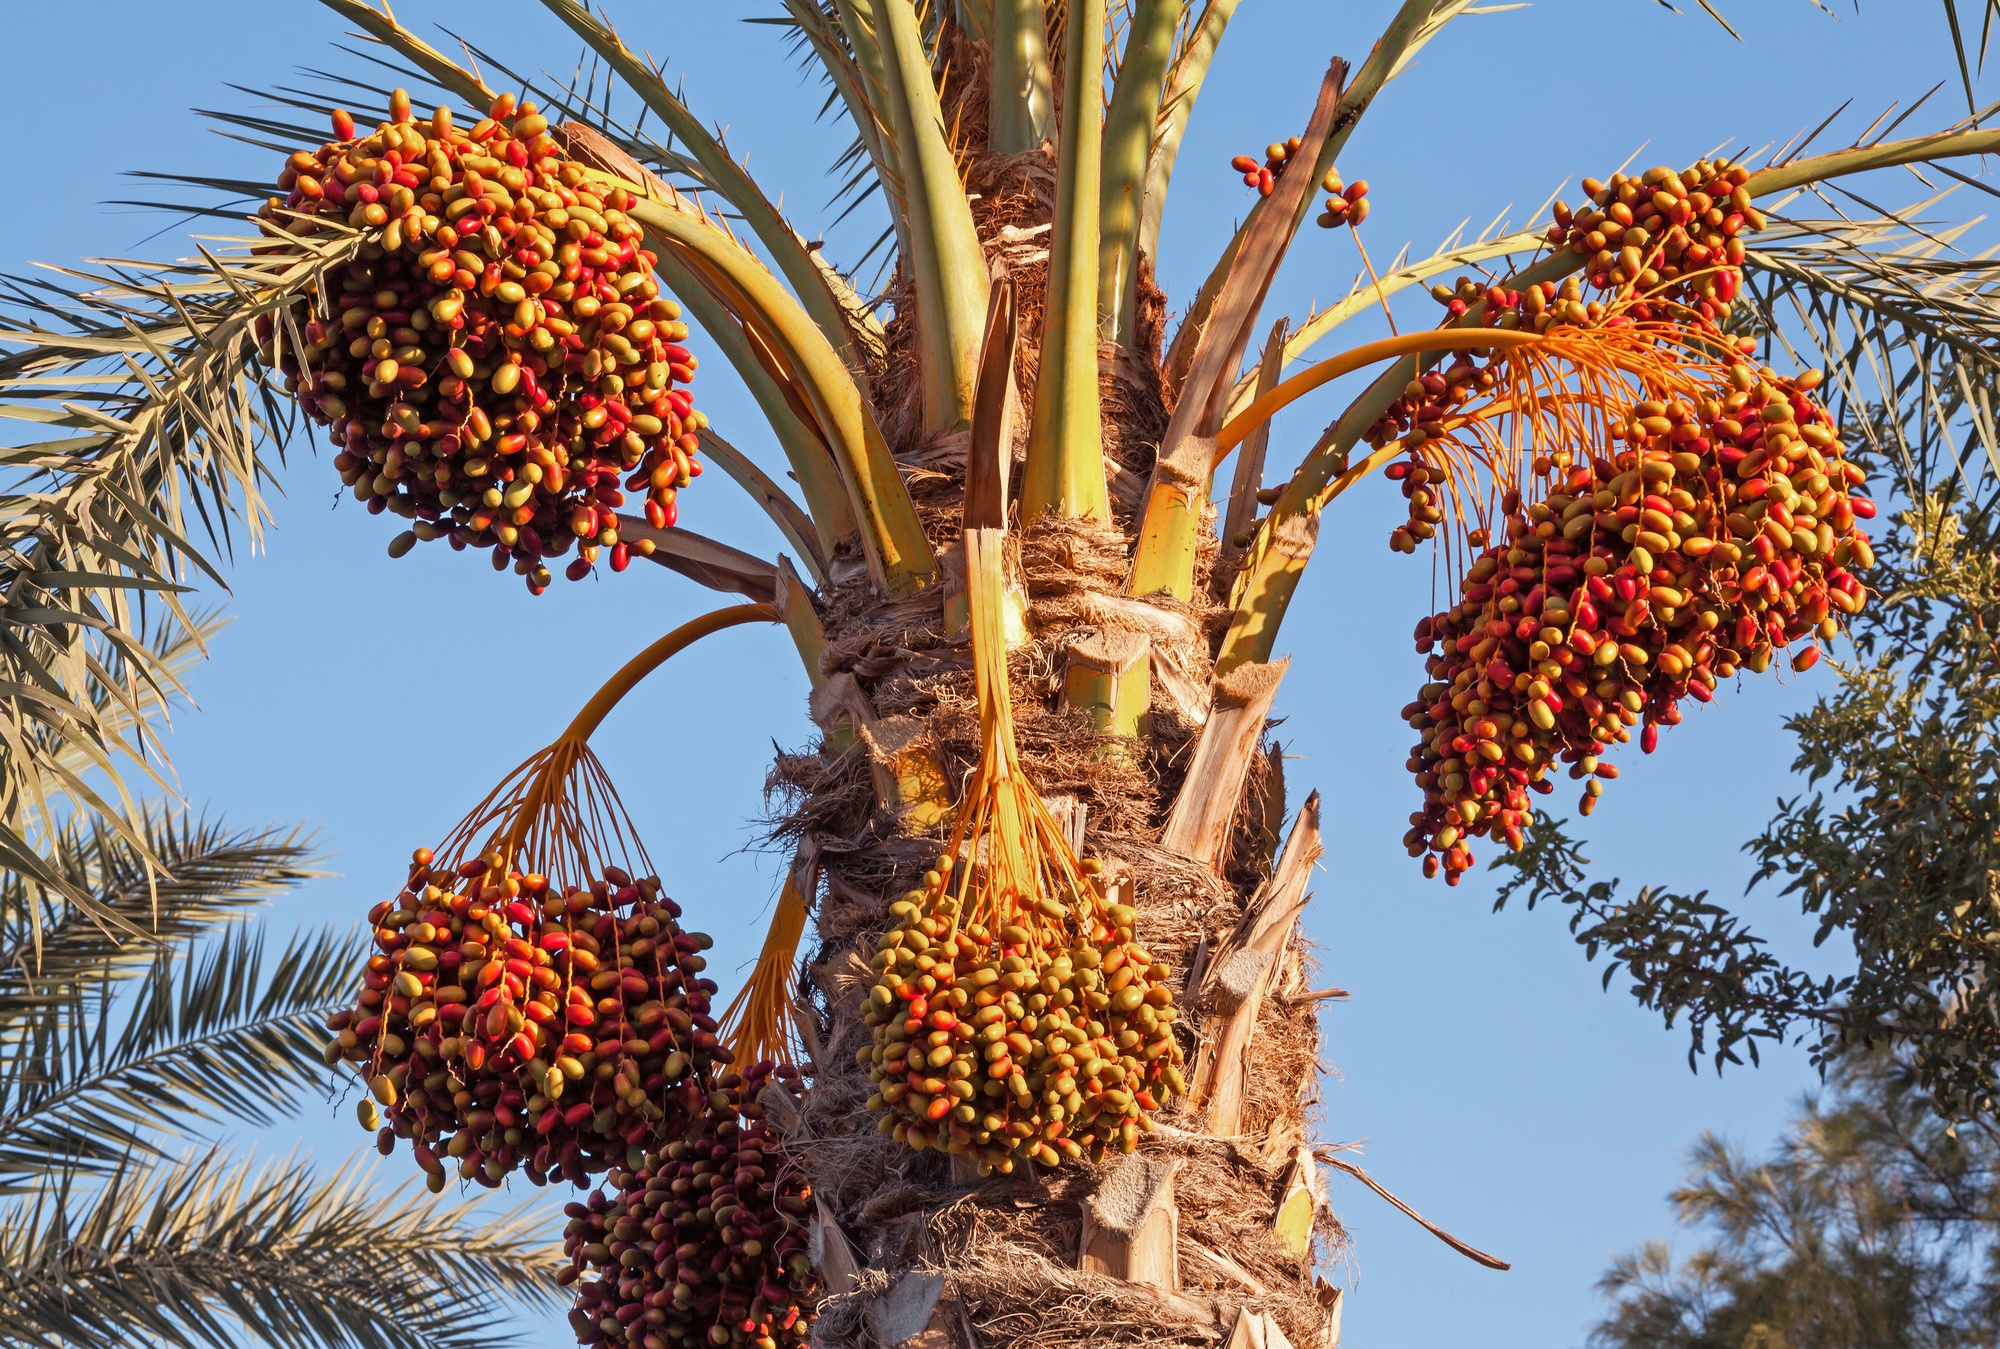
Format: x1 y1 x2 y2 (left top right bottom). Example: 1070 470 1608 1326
773 39 1343 1347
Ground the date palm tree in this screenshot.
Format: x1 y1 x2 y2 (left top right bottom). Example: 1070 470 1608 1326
7 2 2000 1346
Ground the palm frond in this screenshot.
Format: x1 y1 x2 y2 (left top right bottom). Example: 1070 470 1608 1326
0 226 364 908
146 13 708 234
1649 0 1744 41
0 920 357 1192
0 810 327 1191
39 608 219 799
1658 1 2000 122
1736 195 2000 505
0 1149 562 1349
1386 0 1528 83
321 0 848 335
768 0 916 287
764 0 905 250
0 809 316 1012
537 0 883 381
1137 0 1237 273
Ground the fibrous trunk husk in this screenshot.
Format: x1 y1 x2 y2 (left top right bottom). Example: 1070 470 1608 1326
763 44 1338 1347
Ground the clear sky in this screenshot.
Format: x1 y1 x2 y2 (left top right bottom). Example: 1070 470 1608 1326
0 2 1979 1345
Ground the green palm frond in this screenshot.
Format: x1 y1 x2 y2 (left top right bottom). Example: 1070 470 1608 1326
758 0 907 278
134 36 705 227
0 810 334 1191
1736 195 2000 502
0 226 364 906
1136 0 1236 279
1661 1 2000 120
0 810 316 1012
0 1149 562 1349
0 920 357 1192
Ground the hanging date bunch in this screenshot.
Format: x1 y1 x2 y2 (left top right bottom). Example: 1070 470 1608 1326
1361 277 1612 531
1230 135 1303 197
1400 363 1875 882
859 532 1185 1174
325 731 723 1188
1366 312 1728 556
326 608 771 1181
1314 168 1370 229
1550 158 1764 323
561 1060 819 1349
864 869 1179 1171
259 87 705 593
1364 157 1768 555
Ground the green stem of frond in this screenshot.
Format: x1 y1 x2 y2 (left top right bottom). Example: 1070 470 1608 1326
878 0 991 436
647 244 861 561
1020 0 1110 525
538 0 879 389
0 1150 560 1349
621 191 935 592
1224 229 1551 423
1098 0 1184 347
989 0 1055 155
1136 0 1238 276
818 0 911 257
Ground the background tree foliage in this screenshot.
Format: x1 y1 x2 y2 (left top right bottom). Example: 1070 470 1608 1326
1493 252 2000 1114
1591 1053 2000 1349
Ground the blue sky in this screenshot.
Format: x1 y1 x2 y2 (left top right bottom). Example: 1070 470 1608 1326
0 2 1982 1345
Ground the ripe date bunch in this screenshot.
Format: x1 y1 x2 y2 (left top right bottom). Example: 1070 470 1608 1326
1365 159 1769 555
1401 365 1875 882
561 1061 819 1349
860 856 1186 1173
327 848 723 1189
261 88 705 593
